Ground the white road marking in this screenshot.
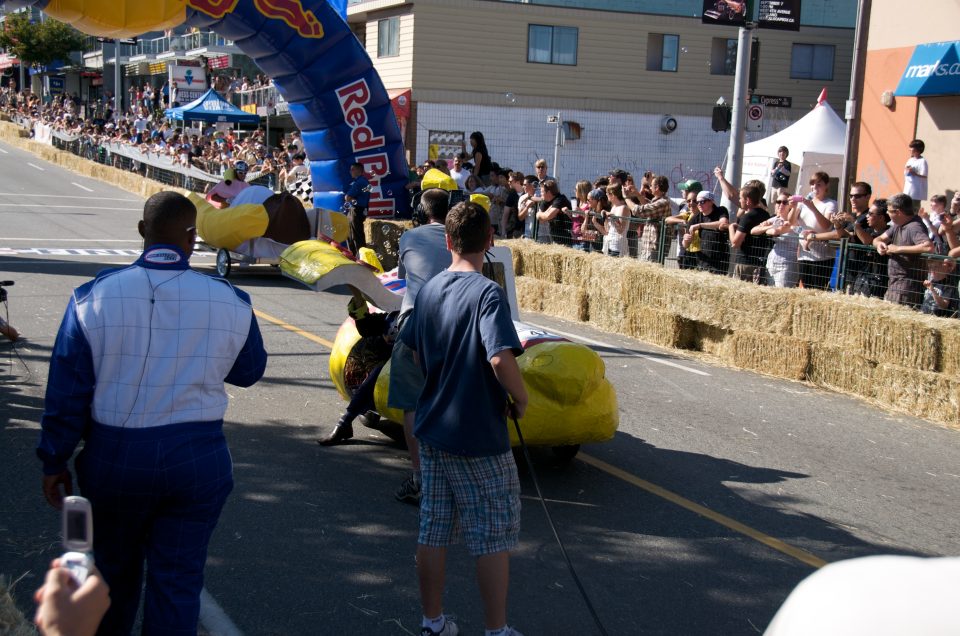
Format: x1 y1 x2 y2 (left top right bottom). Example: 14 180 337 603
0 148 8 154
0 204 141 210
526 321 711 376
200 588 244 636
0 193 139 201
71 182 95 192
27 163 45 171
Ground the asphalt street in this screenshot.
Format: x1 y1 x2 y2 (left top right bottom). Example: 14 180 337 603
1 139 959 635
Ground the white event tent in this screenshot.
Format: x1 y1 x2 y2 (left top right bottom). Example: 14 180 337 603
742 90 847 202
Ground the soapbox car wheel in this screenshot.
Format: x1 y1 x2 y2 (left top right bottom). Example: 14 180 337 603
216 249 232 278
550 444 581 462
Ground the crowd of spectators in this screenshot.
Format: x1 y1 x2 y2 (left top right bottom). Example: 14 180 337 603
0 86 303 190
408 140 959 318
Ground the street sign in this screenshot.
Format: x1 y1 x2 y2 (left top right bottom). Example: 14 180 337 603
746 103 764 131
751 94 792 108
757 0 802 31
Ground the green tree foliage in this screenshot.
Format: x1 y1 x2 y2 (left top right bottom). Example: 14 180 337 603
0 12 84 68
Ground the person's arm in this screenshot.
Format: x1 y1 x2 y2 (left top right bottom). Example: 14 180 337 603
224 290 268 387
751 219 774 236
939 216 960 250
633 197 670 220
885 239 933 256
801 198 832 230
490 350 528 420
730 228 747 249
37 297 95 509
537 202 569 222
714 166 738 202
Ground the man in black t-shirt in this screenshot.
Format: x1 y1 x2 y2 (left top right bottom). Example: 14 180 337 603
729 184 771 282
535 179 573 245
503 171 523 238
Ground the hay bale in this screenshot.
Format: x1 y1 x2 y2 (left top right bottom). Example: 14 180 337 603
728 331 810 381
517 242 565 284
807 343 877 396
500 240 525 277
790 293 885 348
939 326 960 377
689 321 733 357
363 219 409 271
625 305 694 349
856 311 942 372
659 271 794 334
586 256 629 331
515 277 588 322
873 364 960 428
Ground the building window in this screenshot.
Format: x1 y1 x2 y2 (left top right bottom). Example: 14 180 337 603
377 16 399 58
647 34 679 72
790 44 835 81
527 24 578 66
710 38 737 76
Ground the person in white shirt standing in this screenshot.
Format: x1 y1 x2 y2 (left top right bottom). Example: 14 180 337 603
904 139 929 211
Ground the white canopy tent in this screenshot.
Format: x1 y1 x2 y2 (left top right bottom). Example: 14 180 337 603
742 92 847 202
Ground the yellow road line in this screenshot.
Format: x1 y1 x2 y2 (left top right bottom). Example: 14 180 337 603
254 309 336 349
578 452 828 569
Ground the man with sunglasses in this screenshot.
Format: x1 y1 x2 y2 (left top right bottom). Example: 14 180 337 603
38 192 267 634
874 193 934 307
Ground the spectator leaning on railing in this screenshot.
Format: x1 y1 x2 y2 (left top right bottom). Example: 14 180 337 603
874 193 934 308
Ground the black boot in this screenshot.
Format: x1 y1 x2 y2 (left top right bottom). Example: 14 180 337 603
317 416 354 446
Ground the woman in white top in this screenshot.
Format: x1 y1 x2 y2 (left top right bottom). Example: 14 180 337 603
753 192 801 288
598 184 629 257
796 171 838 290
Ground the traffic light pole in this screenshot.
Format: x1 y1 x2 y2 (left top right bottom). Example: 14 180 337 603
721 24 754 214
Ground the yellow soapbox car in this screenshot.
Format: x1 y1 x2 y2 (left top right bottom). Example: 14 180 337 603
278 237 619 460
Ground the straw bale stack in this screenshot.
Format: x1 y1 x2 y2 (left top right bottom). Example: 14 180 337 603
515 276 588 321
728 331 810 380
855 310 942 372
872 364 960 427
807 344 877 396
625 305 693 349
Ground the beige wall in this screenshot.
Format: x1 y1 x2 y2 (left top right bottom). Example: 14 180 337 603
867 1 960 50
917 97 960 198
352 0 853 116
362 8 414 90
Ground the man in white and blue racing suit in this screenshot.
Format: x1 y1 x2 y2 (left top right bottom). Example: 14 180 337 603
37 191 267 635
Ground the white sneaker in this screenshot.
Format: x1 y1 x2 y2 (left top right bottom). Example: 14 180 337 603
420 617 458 636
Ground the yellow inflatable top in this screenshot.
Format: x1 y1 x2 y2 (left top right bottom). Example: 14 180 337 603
420 168 457 192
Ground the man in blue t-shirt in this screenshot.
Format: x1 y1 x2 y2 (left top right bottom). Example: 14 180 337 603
344 162 370 254
399 201 528 636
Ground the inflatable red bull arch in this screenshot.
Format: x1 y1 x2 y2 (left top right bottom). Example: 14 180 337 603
10 0 409 215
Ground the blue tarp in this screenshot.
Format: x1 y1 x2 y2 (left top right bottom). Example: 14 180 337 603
894 40 960 97
164 88 260 125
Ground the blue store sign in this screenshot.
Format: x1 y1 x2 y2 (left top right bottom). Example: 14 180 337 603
895 40 960 97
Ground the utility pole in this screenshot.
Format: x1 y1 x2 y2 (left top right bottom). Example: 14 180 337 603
113 40 122 114
721 24 754 214
839 0 871 205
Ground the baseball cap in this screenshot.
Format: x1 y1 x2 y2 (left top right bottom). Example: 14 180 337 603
679 180 703 193
696 191 716 203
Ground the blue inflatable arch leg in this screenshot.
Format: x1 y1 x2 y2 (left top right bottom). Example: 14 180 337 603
186 2 408 215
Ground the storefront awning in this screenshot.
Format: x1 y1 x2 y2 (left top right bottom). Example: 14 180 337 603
894 40 960 97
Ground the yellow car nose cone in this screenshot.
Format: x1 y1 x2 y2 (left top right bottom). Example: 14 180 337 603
42 0 187 39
